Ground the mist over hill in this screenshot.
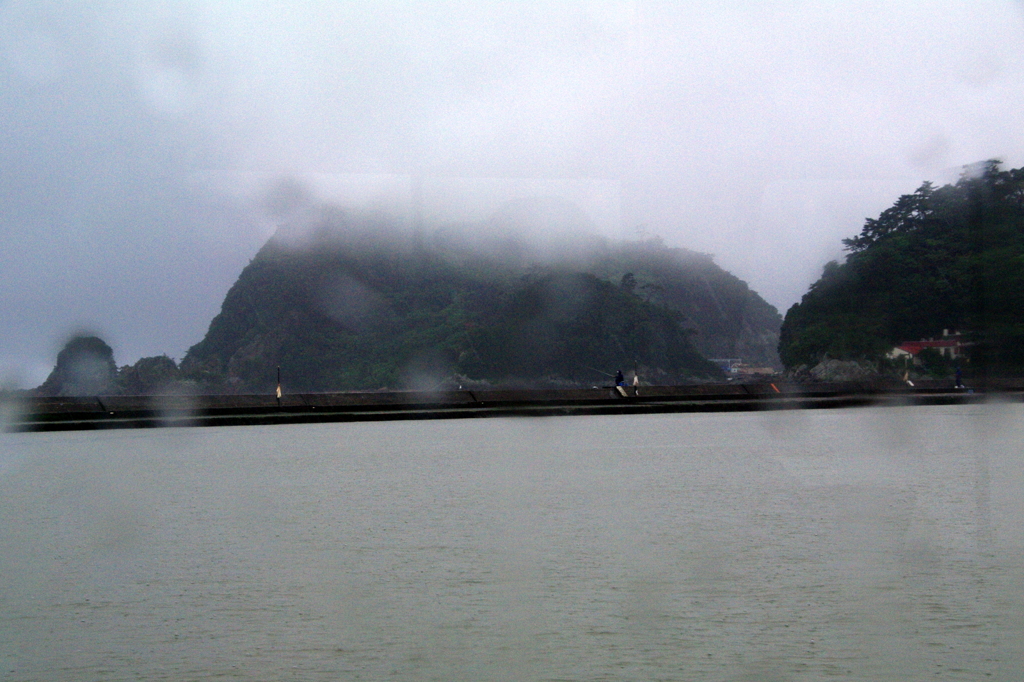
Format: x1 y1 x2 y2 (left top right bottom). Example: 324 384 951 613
174 201 781 393
433 197 783 366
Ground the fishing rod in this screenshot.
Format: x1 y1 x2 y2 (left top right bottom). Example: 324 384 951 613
581 365 615 378
582 361 638 377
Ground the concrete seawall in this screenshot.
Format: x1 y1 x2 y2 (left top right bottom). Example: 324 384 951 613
6 379 1023 433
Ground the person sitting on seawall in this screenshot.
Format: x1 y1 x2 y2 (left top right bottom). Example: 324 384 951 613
613 369 629 397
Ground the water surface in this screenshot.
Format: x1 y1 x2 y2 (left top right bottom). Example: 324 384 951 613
1 404 1022 680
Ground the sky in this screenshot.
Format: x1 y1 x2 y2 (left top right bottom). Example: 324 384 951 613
2 0 1024 386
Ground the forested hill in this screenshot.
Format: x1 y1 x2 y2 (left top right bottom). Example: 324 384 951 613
178 210 781 393
779 161 1024 374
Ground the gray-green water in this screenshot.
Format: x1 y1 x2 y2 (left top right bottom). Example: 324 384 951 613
1 403 1023 681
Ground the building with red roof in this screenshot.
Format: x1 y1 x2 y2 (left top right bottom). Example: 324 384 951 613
887 329 968 363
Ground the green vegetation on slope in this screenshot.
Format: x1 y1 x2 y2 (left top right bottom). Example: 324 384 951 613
584 238 782 368
35 209 784 395
779 161 1024 374
466 270 717 385
176 199 793 392
180 223 728 392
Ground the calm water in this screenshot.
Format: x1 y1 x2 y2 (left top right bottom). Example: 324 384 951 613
1 403 1023 681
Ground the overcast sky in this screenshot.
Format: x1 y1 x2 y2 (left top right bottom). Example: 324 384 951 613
3 1 1024 385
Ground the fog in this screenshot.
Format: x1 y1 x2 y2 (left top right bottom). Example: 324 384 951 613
3 1 1024 385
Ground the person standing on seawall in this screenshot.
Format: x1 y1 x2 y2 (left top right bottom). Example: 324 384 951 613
615 370 625 387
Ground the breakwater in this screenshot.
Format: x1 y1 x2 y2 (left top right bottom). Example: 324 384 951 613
7 378 1023 432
